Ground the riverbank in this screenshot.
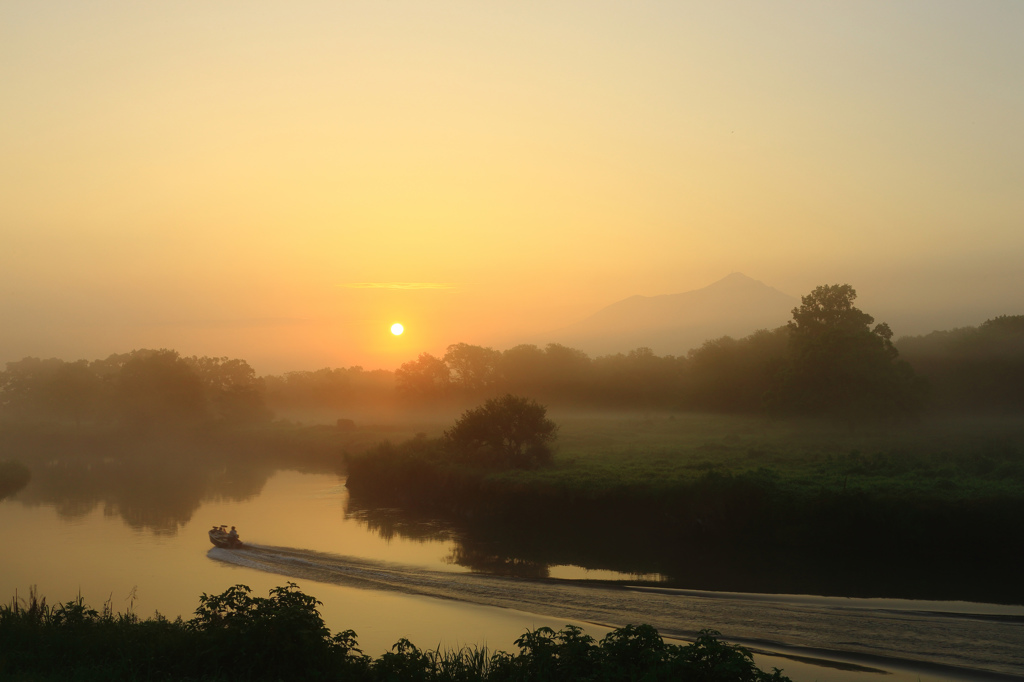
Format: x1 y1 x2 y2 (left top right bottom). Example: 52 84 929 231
208 544 1024 681
346 412 1024 604
5 463 1022 682
0 583 790 681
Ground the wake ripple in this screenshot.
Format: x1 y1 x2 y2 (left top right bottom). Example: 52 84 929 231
209 545 1024 679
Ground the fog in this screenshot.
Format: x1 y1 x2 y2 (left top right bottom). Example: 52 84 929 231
4 6 1024 679
3 3 1024 374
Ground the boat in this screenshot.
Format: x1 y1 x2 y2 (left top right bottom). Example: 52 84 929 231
209 524 243 549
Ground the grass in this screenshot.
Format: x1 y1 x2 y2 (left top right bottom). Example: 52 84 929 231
510 411 1024 500
345 411 1024 603
347 410 1024 512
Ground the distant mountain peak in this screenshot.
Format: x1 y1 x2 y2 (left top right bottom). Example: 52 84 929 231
548 273 796 357
695 272 776 293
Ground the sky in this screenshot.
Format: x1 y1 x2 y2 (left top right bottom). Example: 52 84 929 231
2 1 1023 374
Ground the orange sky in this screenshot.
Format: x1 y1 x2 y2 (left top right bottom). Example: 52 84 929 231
2 2 1023 374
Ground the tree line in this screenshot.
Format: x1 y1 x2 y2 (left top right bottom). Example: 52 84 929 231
0 349 270 428
2 285 1023 426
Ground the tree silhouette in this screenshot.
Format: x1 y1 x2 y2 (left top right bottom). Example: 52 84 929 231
395 353 451 398
443 343 501 395
684 327 788 412
444 394 558 467
185 356 270 423
773 284 922 422
116 349 206 427
897 314 1024 411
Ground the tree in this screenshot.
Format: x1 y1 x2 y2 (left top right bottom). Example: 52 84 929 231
185 356 271 423
0 357 64 418
48 360 102 426
444 394 558 467
773 284 922 422
0 357 101 425
897 314 1024 411
443 343 501 394
498 344 548 396
684 327 789 412
395 353 451 398
116 349 207 427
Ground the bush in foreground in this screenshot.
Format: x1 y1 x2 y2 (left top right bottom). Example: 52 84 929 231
0 583 789 681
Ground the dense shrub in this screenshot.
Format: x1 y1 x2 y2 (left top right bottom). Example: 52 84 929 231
0 584 790 681
444 394 558 468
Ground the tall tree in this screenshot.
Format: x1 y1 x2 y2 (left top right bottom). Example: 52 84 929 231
774 284 922 422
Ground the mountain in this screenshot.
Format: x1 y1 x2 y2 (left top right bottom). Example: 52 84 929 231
549 273 797 357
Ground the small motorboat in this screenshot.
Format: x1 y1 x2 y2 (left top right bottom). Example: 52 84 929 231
209 524 244 549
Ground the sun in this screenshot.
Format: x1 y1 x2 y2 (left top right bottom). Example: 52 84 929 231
391 323 404 336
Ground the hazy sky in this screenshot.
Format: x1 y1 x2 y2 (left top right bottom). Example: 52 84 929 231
3 1 1022 373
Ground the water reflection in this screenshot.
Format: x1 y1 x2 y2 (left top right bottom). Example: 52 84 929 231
446 542 551 579
345 495 635 582
345 506 455 544
208 543 1024 680
7 427 1023 605
343 502 551 578
12 442 277 534
0 460 31 501
345 490 1023 604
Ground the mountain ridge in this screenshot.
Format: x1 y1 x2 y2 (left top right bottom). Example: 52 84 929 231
547 273 797 357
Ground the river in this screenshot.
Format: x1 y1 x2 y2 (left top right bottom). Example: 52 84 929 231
1 466 1021 681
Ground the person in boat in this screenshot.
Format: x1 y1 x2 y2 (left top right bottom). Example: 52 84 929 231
228 526 239 541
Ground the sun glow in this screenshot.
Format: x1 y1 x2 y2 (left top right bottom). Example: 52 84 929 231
391 323 404 336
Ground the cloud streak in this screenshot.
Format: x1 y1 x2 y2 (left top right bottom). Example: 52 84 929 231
342 282 457 290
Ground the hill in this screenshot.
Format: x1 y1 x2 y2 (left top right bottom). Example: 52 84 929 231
549 273 797 357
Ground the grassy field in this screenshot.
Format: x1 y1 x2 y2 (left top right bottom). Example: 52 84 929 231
513 411 1024 500
345 410 1024 602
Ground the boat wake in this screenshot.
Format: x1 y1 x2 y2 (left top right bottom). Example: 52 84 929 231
209 544 1024 680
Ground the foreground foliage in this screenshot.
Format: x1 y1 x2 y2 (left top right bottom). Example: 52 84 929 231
0 583 789 681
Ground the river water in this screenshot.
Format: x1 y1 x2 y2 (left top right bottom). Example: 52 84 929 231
2 467 1021 681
